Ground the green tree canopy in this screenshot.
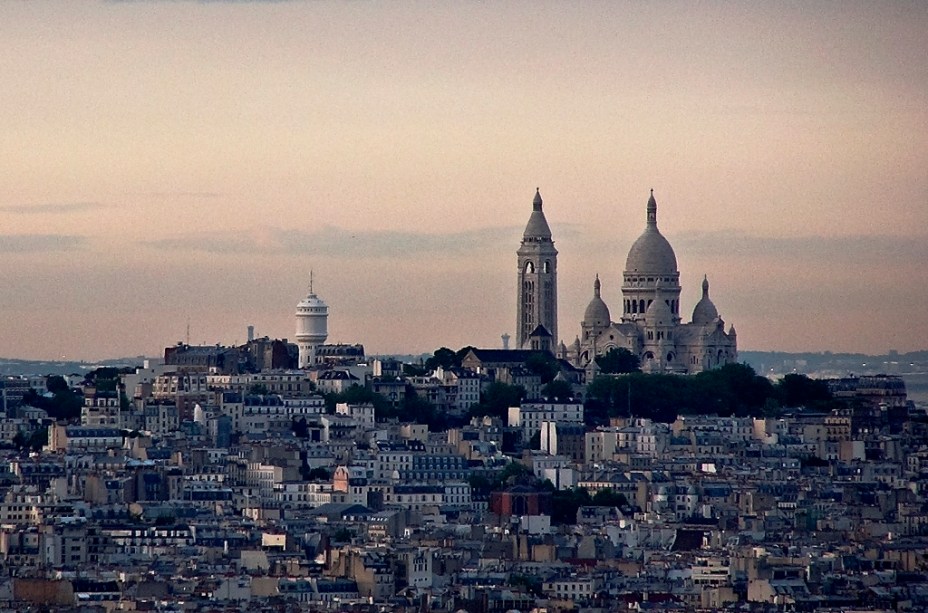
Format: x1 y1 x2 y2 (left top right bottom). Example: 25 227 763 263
498 461 535 487
541 379 573 402
591 488 628 507
323 385 392 417
24 379 83 421
584 363 799 423
525 352 560 384
46 375 69 395
595 347 641 374
305 466 331 481
550 487 593 525
469 382 525 420
402 363 427 377
775 373 832 409
425 347 459 371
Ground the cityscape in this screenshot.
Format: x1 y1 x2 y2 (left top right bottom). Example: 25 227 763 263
2 2 927 613
0 188 925 612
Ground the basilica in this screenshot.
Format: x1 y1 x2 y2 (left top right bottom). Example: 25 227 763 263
516 189 737 375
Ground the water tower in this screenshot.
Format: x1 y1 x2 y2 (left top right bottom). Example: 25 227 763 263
295 274 328 368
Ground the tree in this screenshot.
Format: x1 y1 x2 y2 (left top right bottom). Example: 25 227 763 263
402 391 441 430
305 466 331 481
323 385 392 418
541 380 573 402
455 346 477 364
525 353 560 384
509 573 543 597
425 347 459 371
470 382 525 420
551 487 593 525
591 488 627 507
292 417 309 439
332 528 353 543
775 373 832 409
248 383 269 396
11 431 28 452
402 363 427 377
83 366 132 392
586 364 787 424
28 428 47 452
498 461 535 487
25 380 83 421
528 430 541 450
595 348 640 374
46 375 69 395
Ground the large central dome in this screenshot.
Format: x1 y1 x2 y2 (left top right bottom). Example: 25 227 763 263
624 191 678 275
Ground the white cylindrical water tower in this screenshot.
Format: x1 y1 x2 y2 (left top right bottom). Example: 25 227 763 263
295 277 328 369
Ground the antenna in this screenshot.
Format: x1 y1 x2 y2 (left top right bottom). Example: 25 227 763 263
186 319 190 345
310 269 314 294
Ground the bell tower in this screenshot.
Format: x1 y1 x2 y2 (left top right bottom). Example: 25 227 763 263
517 188 558 349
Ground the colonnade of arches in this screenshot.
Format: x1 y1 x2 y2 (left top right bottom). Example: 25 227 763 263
623 298 679 315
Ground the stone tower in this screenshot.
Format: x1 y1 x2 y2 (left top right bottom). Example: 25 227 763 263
295 274 329 369
517 188 558 349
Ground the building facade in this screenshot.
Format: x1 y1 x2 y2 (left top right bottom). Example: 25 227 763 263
563 191 738 374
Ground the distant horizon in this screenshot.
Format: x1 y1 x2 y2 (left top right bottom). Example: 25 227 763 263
4 345 928 366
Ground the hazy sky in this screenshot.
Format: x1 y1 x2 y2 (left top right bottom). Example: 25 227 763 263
2 1 927 360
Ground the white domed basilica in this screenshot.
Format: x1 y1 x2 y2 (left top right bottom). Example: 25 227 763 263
517 189 737 375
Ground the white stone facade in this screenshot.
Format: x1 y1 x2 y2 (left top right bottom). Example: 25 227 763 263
566 191 737 374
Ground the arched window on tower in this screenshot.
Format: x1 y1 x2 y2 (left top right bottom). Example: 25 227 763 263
639 299 645 312
543 260 550 273
525 262 535 274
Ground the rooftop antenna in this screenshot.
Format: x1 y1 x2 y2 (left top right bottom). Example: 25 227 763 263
310 269 314 294
186 319 190 345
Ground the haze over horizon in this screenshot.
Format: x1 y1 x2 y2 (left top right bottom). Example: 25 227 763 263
2 1 927 361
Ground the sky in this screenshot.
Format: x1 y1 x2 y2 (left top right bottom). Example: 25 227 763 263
1 0 927 360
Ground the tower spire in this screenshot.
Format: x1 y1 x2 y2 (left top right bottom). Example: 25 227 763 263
647 189 657 226
533 187 543 211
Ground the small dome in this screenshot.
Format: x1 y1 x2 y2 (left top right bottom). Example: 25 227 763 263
692 275 719 325
624 191 678 275
297 292 327 309
583 275 611 326
645 296 673 326
523 188 552 239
